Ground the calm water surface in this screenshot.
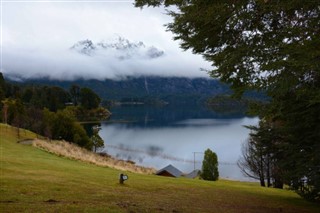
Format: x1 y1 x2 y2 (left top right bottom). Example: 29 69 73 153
99 105 259 181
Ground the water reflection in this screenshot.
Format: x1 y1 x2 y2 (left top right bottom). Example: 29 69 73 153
108 104 248 128
100 107 259 181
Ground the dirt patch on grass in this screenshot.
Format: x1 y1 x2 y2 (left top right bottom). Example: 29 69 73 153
44 199 59 203
17 139 34 145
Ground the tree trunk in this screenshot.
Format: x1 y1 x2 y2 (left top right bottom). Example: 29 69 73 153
273 166 284 189
260 176 266 187
266 155 271 187
260 155 265 187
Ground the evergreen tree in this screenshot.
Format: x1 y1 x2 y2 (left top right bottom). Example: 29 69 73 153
69 84 80 106
200 148 219 181
0 72 6 101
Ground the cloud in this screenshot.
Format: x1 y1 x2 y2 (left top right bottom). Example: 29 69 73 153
1 1 211 80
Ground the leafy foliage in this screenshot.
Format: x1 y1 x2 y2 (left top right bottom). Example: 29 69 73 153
0 73 5 102
46 108 92 149
135 0 320 201
91 126 104 153
200 148 219 181
136 0 320 96
80 87 101 110
206 95 254 115
21 86 70 112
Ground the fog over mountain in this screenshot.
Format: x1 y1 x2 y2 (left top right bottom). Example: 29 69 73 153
2 2 211 81
70 36 165 60
3 35 209 81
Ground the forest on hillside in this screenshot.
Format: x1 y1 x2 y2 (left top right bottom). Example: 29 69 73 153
0 72 108 150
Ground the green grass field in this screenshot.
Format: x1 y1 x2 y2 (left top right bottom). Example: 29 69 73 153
1 124 319 212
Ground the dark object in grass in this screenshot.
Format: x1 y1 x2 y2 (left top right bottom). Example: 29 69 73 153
45 199 59 203
119 173 128 184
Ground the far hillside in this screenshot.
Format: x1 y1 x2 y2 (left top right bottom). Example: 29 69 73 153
8 76 267 106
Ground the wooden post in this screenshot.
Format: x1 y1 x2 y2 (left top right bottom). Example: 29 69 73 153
119 174 128 184
119 174 124 184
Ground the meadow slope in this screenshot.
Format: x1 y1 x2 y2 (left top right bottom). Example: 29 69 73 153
1 124 319 213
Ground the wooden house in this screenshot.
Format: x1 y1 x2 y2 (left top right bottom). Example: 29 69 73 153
156 164 183 178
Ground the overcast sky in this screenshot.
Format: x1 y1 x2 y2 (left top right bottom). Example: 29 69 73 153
1 0 212 80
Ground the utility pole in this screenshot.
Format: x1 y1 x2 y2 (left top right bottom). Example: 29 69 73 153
193 152 204 171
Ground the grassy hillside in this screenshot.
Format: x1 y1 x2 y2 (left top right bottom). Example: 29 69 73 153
1 124 319 212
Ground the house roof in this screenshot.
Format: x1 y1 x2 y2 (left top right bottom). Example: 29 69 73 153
156 164 183 177
185 170 200 179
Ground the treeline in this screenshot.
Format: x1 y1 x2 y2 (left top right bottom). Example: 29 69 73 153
238 92 320 201
16 77 232 105
206 94 268 116
206 95 252 114
0 73 109 150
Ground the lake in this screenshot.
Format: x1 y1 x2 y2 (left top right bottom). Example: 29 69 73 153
98 104 259 181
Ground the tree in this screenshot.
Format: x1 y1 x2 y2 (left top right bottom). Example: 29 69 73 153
25 106 44 136
42 108 55 139
45 86 70 112
21 85 70 112
80 87 101 110
135 1 319 96
91 126 104 153
272 90 320 199
135 0 320 201
0 73 6 122
1 99 11 124
1 98 26 137
71 122 92 150
238 137 266 187
11 99 27 138
238 120 284 188
69 84 80 106
200 148 219 181
42 108 92 150
0 72 6 101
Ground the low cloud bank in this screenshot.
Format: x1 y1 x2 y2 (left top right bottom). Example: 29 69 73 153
2 3 211 81
2 37 210 81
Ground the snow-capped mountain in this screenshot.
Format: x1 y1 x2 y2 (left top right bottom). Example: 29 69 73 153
70 39 96 56
70 36 164 60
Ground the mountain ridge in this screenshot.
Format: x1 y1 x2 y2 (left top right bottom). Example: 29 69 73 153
70 36 164 60
8 76 232 105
